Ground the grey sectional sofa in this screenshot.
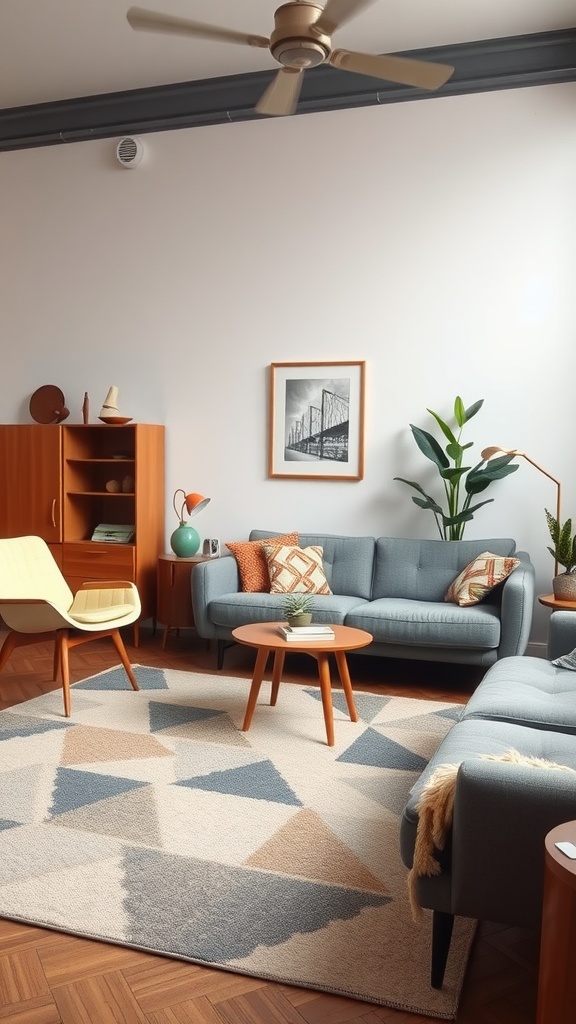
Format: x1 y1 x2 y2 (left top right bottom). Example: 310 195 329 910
191 530 534 669
400 610 576 990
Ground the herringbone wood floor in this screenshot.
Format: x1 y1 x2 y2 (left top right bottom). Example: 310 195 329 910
0 625 540 1024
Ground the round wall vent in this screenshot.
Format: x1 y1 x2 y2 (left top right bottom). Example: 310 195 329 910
115 137 145 168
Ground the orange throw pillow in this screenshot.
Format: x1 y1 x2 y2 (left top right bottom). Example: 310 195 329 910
225 532 299 592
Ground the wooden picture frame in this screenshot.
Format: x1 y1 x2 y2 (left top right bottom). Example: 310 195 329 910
268 361 365 481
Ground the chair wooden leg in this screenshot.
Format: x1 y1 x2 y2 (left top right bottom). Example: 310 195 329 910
111 630 139 691
431 910 454 989
0 631 19 673
56 630 72 718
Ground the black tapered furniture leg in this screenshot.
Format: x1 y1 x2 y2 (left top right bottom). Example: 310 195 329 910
431 910 454 989
217 639 226 670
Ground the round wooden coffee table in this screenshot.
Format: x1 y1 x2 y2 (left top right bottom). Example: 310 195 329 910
232 621 373 747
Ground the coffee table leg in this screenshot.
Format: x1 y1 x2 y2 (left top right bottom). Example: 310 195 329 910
242 646 269 732
334 650 359 723
270 650 285 706
316 652 335 747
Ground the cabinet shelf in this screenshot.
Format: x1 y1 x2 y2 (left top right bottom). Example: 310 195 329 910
67 491 135 497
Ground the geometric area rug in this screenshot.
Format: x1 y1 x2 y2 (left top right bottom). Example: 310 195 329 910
0 666 476 1020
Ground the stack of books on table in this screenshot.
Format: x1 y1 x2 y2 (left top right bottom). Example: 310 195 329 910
278 624 335 641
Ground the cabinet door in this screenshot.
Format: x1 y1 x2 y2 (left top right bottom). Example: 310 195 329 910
0 425 62 542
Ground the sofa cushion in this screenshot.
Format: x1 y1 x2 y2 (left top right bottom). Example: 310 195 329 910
371 537 517 602
345 598 501 649
209 592 368 628
225 532 298 592
461 655 576 733
250 531 375 599
263 544 332 595
445 551 520 606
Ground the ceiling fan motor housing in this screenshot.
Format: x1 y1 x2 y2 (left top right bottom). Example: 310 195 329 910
271 2 331 68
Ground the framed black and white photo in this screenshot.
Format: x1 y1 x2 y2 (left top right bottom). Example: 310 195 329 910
268 361 365 480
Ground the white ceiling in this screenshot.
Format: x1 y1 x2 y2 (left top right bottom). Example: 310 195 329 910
0 0 573 111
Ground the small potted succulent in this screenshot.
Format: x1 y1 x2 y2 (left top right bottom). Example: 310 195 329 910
283 593 314 627
545 509 576 600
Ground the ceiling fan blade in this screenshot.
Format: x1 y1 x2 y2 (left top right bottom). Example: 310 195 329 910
313 0 376 36
255 68 304 117
330 48 454 89
126 7 269 48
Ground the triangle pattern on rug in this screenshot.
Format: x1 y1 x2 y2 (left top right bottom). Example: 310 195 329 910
49 767 147 816
61 725 173 766
166 715 252 747
246 807 389 893
121 845 390 963
74 666 168 690
305 688 391 724
51 785 162 847
337 727 430 770
149 701 226 733
0 711 71 740
344 771 422 815
0 764 46 823
385 710 461 733
175 759 302 806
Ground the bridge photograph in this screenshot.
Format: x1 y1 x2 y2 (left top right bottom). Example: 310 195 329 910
284 377 350 463
269 361 365 481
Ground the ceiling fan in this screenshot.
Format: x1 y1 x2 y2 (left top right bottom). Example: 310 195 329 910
126 0 455 117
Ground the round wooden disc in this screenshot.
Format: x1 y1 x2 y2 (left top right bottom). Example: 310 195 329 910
29 384 66 424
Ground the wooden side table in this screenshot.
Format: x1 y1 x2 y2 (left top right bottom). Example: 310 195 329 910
537 820 576 1023
538 593 576 611
156 553 212 648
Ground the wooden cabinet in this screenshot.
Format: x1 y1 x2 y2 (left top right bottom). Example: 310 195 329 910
0 423 165 624
0 425 63 543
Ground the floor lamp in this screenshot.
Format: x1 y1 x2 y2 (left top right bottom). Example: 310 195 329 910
481 447 561 577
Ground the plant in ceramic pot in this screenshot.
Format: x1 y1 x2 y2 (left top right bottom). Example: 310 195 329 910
283 593 314 627
545 509 576 600
394 395 519 540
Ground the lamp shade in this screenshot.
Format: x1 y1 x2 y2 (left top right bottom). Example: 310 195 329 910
184 493 211 517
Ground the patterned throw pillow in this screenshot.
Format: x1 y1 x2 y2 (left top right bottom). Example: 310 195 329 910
263 544 332 595
445 551 520 607
225 532 298 592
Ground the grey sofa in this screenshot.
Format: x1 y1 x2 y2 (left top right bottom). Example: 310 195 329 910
191 530 534 669
400 610 576 989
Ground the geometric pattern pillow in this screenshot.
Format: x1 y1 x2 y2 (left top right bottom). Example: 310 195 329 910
263 544 332 595
444 551 520 607
551 648 576 671
225 532 298 592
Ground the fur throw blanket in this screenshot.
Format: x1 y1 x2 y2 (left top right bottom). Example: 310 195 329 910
407 748 576 919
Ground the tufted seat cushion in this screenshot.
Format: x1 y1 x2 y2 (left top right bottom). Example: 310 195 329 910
461 655 576 733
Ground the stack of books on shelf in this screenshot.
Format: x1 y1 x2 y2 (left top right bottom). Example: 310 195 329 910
278 624 335 641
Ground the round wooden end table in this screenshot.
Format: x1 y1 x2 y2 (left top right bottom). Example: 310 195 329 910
537 820 576 1023
538 593 576 612
232 622 373 747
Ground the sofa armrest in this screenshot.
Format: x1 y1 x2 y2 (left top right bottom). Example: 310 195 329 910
497 552 535 658
451 759 576 927
547 611 576 660
191 556 240 638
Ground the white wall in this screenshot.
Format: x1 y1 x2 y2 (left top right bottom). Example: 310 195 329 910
1 82 574 646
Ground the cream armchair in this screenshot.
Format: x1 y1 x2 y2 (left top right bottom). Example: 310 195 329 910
0 535 141 716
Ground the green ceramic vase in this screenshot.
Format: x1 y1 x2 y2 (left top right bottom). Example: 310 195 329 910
170 523 200 557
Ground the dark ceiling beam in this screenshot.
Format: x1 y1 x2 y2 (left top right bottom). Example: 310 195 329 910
0 27 574 151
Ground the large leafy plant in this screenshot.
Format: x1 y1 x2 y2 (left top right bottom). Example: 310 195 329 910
545 510 576 574
394 396 518 541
